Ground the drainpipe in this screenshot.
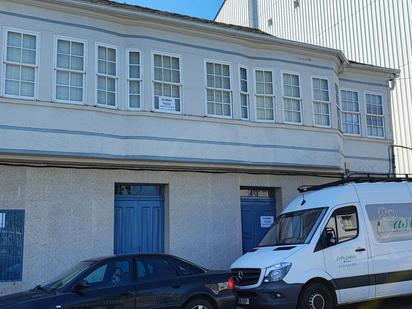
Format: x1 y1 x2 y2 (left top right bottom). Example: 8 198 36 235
248 0 258 28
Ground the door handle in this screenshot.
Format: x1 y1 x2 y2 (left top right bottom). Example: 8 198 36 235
355 248 366 252
172 285 181 289
120 291 132 296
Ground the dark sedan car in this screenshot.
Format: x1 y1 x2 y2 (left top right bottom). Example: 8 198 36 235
0 254 237 309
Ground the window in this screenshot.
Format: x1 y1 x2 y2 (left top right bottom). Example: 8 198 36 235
341 90 360 135
96 45 117 107
255 70 275 121
239 67 249 120
283 73 302 124
366 94 384 137
0 210 25 281
206 61 232 117
128 50 142 109
0 213 5 229
335 84 342 131
170 257 205 276
153 53 182 113
55 38 85 103
326 206 358 244
312 78 331 127
3 29 37 99
136 256 178 281
83 259 131 288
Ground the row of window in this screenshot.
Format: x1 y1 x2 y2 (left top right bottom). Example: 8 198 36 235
1 29 385 137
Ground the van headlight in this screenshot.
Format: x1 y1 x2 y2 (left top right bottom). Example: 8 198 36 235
264 263 292 282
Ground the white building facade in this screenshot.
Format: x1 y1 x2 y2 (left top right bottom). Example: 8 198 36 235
0 0 398 295
216 0 412 174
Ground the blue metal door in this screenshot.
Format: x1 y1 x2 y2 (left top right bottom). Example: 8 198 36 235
114 185 164 254
241 196 276 253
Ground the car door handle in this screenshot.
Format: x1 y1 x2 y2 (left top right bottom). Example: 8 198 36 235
172 285 181 289
120 291 132 296
355 248 366 252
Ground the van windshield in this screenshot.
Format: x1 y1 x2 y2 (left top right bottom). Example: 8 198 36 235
259 208 326 246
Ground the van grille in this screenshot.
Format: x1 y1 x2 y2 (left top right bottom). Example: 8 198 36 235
231 268 261 286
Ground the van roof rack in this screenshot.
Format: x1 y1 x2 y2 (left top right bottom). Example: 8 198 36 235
297 173 412 193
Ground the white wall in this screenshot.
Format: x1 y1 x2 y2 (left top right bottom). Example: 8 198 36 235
0 0 395 174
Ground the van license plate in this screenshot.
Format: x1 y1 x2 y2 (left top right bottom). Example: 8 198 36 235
238 298 250 305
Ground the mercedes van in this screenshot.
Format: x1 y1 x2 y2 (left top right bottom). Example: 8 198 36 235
231 179 412 309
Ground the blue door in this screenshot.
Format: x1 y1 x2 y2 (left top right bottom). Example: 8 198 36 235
241 190 276 253
114 184 164 254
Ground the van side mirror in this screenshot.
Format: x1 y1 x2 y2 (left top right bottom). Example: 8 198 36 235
315 227 337 252
325 227 337 247
73 280 89 294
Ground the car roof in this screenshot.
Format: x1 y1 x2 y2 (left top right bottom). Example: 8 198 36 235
83 253 176 262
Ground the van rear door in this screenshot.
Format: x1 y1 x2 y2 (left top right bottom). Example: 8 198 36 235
322 204 373 304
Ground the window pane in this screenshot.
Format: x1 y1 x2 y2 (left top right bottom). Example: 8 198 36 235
7 32 21 47
57 40 70 54
21 67 35 82
6 65 20 80
7 47 21 63
20 82 34 97
5 80 19 96
22 49 36 65
0 210 25 281
56 85 69 100
71 56 83 71
22 34 36 49
70 72 83 87
70 87 83 102
57 71 70 86
136 257 177 281
130 66 140 79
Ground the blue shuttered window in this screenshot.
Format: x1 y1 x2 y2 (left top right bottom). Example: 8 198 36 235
0 210 25 281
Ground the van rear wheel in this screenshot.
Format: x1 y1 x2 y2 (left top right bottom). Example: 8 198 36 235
298 283 334 309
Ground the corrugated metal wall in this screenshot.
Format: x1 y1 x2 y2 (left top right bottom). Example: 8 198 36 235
215 0 251 27
216 0 412 174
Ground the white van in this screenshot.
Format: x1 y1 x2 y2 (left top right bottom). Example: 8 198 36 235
231 180 412 309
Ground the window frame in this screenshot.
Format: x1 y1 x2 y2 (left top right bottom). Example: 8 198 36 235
204 59 233 119
151 50 183 114
281 71 303 125
311 76 332 128
253 67 276 123
239 65 250 121
328 205 359 246
340 88 361 136
335 83 342 132
95 42 118 109
365 92 385 139
2 27 40 100
126 48 143 111
52 35 87 105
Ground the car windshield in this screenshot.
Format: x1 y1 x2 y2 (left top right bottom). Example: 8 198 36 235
259 208 326 246
43 261 93 291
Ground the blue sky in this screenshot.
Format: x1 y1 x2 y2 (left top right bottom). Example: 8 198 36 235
121 0 224 20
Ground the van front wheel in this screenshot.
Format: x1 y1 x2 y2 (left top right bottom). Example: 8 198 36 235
298 283 334 309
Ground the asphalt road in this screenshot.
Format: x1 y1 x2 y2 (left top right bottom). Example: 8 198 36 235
339 296 412 308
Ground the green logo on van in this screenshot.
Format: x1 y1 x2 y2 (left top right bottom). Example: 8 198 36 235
393 218 412 230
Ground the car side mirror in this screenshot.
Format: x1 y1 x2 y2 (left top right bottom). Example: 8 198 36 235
73 280 89 293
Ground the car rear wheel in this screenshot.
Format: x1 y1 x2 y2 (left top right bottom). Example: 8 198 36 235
184 298 215 309
298 283 334 309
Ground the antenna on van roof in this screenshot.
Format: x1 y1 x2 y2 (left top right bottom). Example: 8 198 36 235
297 173 412 193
